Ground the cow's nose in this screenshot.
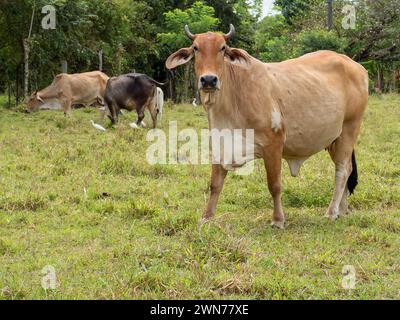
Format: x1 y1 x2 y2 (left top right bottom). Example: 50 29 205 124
200 75 218 89
25 109 31 114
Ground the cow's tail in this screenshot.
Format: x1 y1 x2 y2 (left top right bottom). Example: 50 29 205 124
347 151 358 195
155 87 164 121
147 76 168 87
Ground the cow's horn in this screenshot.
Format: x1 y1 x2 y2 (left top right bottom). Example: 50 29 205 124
184 25 196 40
224 24 235 41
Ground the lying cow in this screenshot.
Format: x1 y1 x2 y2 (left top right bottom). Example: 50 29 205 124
104 73 164 128
166 25 369 228
26 71 109 115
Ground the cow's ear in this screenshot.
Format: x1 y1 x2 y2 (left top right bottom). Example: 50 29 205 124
166 48 194 70
225 47 250 68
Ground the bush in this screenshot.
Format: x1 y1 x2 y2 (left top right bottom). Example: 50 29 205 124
297 29 348 56
260 37 293 62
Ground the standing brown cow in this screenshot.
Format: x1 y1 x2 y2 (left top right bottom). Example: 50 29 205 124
166 25 369 228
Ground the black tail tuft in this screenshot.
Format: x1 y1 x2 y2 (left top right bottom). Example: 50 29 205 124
348 151 358 195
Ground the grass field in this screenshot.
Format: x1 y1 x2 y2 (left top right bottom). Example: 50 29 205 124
0 95 399 300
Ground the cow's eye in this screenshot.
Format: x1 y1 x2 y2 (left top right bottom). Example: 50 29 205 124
193 46 199 52
221 46 226 52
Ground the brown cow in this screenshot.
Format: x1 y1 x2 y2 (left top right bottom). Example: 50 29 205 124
26 71 109 115
166 25 369 228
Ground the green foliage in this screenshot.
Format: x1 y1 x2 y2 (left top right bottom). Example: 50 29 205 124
158 1 219 53
255 15 348 62
275 0 313 25
255 14 294 62
297 29 347 56
1 0 399 99
0 0 266 100
345 0 400 62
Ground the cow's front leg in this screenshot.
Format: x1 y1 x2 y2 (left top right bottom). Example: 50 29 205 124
201 164 228 223
62 98 72 116
264 148 285 229
59 96 72 117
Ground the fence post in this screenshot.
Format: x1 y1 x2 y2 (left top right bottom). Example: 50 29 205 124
61 60 68 73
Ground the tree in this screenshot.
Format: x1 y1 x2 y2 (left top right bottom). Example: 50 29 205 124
274 0 314 26
255 14 294 62
158 1 219 102
297 29 347 56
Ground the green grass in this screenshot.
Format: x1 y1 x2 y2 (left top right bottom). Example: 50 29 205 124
0 95 399 300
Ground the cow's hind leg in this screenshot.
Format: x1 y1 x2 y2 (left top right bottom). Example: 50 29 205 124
326 124 360 220
146 98 158 129
136 105 146 127
339 187 350 216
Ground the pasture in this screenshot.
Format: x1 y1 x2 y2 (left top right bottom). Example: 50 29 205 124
0 95 399 300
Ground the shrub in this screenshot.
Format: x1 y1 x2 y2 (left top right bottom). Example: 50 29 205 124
297 29 347 56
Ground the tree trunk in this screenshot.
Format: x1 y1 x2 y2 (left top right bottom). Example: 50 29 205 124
376 67 382 92
22 4 35 102
8 81 11 109
168 70 176 103
116 43 124 75
391 66 397 93
191 62 200 104
98 49 103 71
376 66 385 93
182 63 190 103
327 0 333 30
16 65 20 105
23 38 30 101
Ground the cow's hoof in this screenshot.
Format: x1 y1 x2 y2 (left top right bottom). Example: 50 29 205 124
339 206 349 216
325 206 341 220
325 212 340 221
199 217 212 226
271 220 285 229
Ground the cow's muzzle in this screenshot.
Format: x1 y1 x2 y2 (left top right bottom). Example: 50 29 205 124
200 75 220 91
